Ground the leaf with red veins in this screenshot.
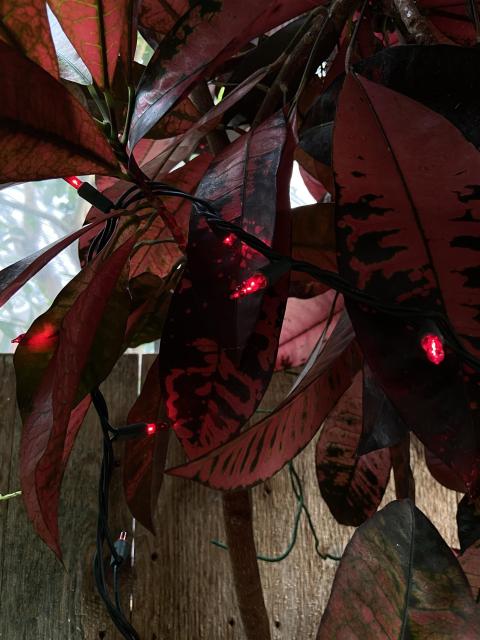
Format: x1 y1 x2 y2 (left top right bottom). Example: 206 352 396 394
129 0 319 148
19 235 136 556
48 0 129 89
276 290 344 370
123 355 170 532
0 0 59 78
167 313 361 490
318 500 480 639
0 42 118 183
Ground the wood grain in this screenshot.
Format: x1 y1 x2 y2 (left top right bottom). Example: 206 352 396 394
0 355 462 639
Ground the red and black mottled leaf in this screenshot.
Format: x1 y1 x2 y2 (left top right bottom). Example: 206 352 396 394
0 0 59 77
318 500 480 638
276 290 343 370
159 112 291 459
138 0 189 44
167 313 361 490
425 446 467 493
48 0 129 89
315 372 391 527
0 42 118 183
334 73 480 492
123 355 170 532
0 208 129 309
129 0 318 147
18 235 136 555
358 363 407 455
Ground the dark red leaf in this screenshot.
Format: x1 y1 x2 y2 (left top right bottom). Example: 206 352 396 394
276 290 343 370
318 500 480 638
19 235 136 555
159 112 291 460
0 1 59 78
0 208 130 310
459 541 480 600
0 42 118 183
130 153 212 279
133 64 272 176
420 0 477 45
315 372 391 527
138 0 189 44
48 0 129 89
358 363 407 455
123 355 170 532
334 73 480 492
129 0 318 147
167 313 361 490
290 202 336 294
425 446 467 493
457 495 480 553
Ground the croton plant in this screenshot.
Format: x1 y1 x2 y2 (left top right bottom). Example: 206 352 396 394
2 0 480 637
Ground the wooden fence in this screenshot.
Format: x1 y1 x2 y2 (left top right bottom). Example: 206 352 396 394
0 354 461 639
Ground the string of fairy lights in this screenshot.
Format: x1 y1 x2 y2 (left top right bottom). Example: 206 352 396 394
63 174 479 639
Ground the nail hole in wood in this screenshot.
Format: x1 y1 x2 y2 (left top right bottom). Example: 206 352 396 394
151 552 158 561
228 618 235 626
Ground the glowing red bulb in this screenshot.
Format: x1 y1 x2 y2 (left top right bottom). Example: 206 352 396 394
230 273 268 299
223 233 236 246
146 423 157 435
11 334 25 344
421 333 445 365
64 176 83 190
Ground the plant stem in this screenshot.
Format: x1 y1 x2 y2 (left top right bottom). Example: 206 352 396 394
390 0 445 43
222 490 271 640
390 434 415 501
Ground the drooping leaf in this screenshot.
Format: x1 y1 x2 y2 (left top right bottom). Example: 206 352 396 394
358 363 407 455
129 0 318 147
315 372 391 527
334 73 480 492
0 42 118 183
123 355 170 532
0 208 129 309
48 0 129 89
276 289 343 370
167 313 361 489
159 112 291 459
318 500 480 638
19 235 136 555
424 446 467 493
0 0 58 78
457 495 480 554
458 540 480 600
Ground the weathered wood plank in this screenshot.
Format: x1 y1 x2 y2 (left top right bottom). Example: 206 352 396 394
0 355 139 640
0 355 463 639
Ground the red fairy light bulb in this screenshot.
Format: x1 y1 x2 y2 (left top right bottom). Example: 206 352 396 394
230 273 268 299
222 233 236 247
64 176 83 190
11 334 25 344
421 333 445 365
146 423 157 435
